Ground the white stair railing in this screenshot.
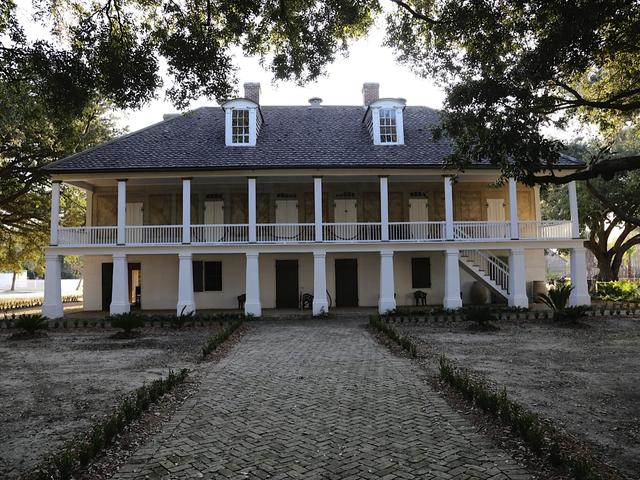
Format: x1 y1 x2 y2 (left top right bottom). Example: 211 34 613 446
460 249 510 294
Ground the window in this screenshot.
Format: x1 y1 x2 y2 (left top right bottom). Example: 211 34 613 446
411 257 431 288
193 261 222 292
379 108 398 143
231 109 250 144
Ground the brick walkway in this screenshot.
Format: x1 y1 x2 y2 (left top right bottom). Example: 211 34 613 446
114 320 531 479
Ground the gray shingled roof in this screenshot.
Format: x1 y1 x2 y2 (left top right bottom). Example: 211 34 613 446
45 105 583 173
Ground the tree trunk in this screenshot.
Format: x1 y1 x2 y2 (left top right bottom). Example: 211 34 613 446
595 260 618 281
10 271 16 291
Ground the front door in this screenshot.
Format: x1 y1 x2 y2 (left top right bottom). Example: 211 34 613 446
335 259 358 307
276 260 299 308
101 263 113 311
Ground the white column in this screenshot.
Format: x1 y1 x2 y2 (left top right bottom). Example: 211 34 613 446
85 190 93 227
380 176 389 241
182 178 191 244
42 254 63 319
568 181 580 238
378 250 396 314
508 248 528 308
314 177 323 242
248 177 257 243
110 252 130 314
177 252 195 315
508 177 519 239
444 176 454 240
50 181 60 246
117 179 127 245
443 248 463 309
244 252 262 316
570 246 591 306
312 251 329 315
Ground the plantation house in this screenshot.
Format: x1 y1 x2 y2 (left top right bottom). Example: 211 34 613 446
41 83 590 318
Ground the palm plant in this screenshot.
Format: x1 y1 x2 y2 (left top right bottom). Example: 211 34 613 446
537 284 585 321
14 314 49 333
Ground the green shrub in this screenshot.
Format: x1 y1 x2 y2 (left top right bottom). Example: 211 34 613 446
14 314 49 333
201 319 244 358
594 280 640 302
108 312 145 334
463 306 497 325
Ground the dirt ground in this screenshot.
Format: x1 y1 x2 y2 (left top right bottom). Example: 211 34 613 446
0 327 219 479
396 317 640 479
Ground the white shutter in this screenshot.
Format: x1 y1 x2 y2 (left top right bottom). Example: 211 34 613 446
204 200 224 224
486 198 506 221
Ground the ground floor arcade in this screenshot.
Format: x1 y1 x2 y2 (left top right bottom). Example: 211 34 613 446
41 246 591 318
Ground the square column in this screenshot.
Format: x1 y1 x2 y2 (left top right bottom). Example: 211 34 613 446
508 248 529 308
380 176 389 241
314 177 323 242
117 179 127 245
443 248 463 309
312 251 329 315
110 252 130 314
182 178 191 244
444 176 454 240
570 246 591 306
244 252 262 316
50 181 60 246
378 250 396 314
42 254 64 319
508 178 519 239
568 181 580 238
248 177 257 243
177 252 196 315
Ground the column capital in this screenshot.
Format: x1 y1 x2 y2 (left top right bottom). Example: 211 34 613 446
445 248 459 256
44 253 61 261
313 250 327 258
112 251 127 259
116 178 128 182
178 251 193 259
380 249 394 257
510 247 525 255
246 251 260 259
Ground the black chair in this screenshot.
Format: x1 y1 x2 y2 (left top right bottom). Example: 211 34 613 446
301 293 314 310
237 293 246 310
414 290 427 306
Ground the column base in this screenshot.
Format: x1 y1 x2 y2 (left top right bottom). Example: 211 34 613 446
312 299 329 316
244 301 262 317
110 302 130 315
42 303 64 320
570 293 591 307
443 297 463 310
177 302 196 316
508 294 529 309
378 299 396 315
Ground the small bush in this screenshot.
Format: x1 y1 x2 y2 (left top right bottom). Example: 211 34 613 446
201 318 243 358
108 312 145 334
594 280 640 302
14 314 48 333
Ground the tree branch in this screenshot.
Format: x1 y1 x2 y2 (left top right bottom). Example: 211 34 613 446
527 155 640 184
389 0 439 24
585 180 640 227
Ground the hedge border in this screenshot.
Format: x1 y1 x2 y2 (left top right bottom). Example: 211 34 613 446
201 318 244 358
0 295 81 313
369 315 417 358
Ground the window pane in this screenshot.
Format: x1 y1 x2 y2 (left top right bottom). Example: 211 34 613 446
411 257 431 288
193 261 204 292
204 261 222 291
379 108 398 144
231 109 250 144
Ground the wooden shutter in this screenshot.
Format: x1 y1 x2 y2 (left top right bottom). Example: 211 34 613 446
193 261 204 292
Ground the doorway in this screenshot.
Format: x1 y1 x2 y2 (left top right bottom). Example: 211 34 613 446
101 263 113 311
276 260 299 308
335 259 358 307
128 263 141 308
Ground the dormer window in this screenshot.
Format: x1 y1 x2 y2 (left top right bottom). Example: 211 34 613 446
232 109 250 144
379 108 398 143
364 98 406 146
222 98 262 147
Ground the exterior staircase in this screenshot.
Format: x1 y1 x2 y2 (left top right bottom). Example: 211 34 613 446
459 249 510 300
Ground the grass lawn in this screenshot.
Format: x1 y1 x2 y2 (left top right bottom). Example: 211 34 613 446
396 317 640 480
0 326 219 479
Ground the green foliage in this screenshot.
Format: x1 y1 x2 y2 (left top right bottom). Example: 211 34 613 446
463 306 497 326
370 315 418 358
594 280 640 302
201 319 244 358
14 314 48 333
108 312 145 333
538 284 573 316
1 294 81 313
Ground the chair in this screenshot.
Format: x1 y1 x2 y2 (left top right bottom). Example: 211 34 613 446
301 293 314 310
414 290 427 306
237 293 246 310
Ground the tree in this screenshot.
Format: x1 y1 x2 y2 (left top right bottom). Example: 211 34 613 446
542 134 640 281
0 231 45 290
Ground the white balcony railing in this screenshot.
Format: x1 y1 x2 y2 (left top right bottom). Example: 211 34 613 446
257 224 314 243
56 220 574 247
323 223 382 242
389 222 445 241
519 221 572 239
58 226 117 246
125 225 182 245
191 224 249 244
454 221 510 240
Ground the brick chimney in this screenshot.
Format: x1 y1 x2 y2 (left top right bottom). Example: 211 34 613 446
244 82 261 104
362 82 379 106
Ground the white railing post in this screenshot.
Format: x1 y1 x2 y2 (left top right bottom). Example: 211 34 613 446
248 177 257 243
443 248 462 309
568 181 580 239
182 178 191 244
314 176 323 242
444 176 454 240
380 176 389 241
312 251 329 315
50 181 60 246
508 248 528 307
508 177 519 239
117 179 127 245
378 250 396 313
